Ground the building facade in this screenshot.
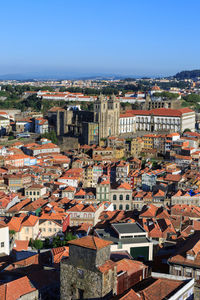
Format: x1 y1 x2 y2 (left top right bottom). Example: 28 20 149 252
120 108 195 134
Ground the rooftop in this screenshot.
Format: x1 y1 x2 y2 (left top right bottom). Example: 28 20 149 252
112 222 145 234
67 235 113 250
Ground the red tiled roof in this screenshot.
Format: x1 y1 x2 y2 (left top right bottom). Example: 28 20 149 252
119 289 141 300
120 107 194 118
75 189 86 196
13 240 29 251
165 174 182 182
0 276 36 300
140 278 184 300
116 258 146 276
68 235 112 250
51 246 69 264
98 260 116 273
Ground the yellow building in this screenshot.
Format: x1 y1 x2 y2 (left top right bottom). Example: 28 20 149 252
131 137 144 157
113 147 125 159
8 215 40 241
39 219 63 238
142 134 155 150
84 165 93 187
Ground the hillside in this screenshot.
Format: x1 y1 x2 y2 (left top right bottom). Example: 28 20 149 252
174 69 200 80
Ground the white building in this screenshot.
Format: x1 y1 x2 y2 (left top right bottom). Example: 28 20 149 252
57 176 78 187
0 225 9 255
119 107 195 134
95 222 153 261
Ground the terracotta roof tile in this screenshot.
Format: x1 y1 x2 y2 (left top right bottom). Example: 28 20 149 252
119 289 141 300
0 276 36 300
140 278 183 300
68 235 112 250
98 259 116 273
13 240 29 251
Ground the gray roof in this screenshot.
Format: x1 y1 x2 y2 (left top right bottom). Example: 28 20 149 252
112 222 145 234
95 226 151 245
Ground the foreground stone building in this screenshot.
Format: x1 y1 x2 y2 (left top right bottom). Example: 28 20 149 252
60 236 117 299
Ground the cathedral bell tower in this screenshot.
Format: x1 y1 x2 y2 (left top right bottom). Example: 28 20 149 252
94 94 120 143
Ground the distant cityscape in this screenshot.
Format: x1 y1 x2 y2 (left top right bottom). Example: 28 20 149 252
0 72 199 299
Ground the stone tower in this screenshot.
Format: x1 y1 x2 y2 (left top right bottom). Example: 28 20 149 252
144 93 151 110
94 94 120 142
60 236 117 300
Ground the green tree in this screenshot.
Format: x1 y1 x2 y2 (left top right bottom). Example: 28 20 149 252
153 91 179 99
41 130 58 144
44 238 51 248
33 239 43 250
9 230 16 236
65 232 76 241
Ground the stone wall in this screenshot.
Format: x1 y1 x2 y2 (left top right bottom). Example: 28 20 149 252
60 244 117 299
68 245 111 271
58 136 79 151
60 262 103 300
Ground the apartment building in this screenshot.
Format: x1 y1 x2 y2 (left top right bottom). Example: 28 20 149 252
67 203 104 226
25 184 47 201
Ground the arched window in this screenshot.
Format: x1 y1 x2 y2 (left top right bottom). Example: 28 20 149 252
126 204 130 210
126 195 130 200
119 195 123 201
113 204 117 210
113 195 117 200
119 204 123 210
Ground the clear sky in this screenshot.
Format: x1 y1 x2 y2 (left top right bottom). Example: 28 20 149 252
0 0 200 78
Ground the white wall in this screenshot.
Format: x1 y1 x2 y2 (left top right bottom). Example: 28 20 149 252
0 226 9 255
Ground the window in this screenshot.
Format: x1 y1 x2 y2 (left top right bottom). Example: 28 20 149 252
77 268 84 279
43 228 46 232
1 242 4 248
48 221 52 225
185 268 192 277
113 195 116 200
126 195 130 200
119 204 123 210
54 228 57 232
48 228 52 232
30 191 32 195
33 191 36 195
37 191 40 195
126 204 130 210
196 271 200 281
113 204 117 210
176 269 182 276
119 195 123 201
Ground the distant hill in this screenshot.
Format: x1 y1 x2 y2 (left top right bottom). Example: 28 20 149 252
174 69 200 80
0 72 141 81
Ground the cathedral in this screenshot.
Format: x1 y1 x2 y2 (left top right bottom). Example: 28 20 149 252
48 95 120 145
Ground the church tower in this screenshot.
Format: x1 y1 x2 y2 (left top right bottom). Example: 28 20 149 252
94 94 120 143
144 93 151 110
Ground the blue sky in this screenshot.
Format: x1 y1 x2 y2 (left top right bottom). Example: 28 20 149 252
0 0 200 77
